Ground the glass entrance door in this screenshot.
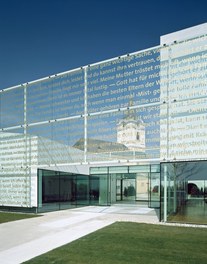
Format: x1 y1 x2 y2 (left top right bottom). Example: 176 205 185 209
116 177 136 202
123 178 136 201
136 173 149 201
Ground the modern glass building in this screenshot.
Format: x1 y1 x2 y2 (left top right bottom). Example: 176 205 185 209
0 23 207 224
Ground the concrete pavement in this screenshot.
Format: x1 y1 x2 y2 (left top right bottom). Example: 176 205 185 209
0 204 159 264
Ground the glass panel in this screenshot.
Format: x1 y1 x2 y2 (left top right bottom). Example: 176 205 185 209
160 35 207 162
0 173 30 207
87 105 160 162
87 57 124 113
0 129 28 171
129 165 150 173
42 171 60 203
0 129 26 169
90 174 109 205
38 169 90 212
136 173 148 201
117 178 136 202
28 118 84 165
87 47 160 113
0 87 24 128
52 118 84 146
99 174 109 205
38 169 42 208
52 118 84 164
116 178 122 201
0 129 32 207
169 35 207 99
76 175 89 205
90 167 108 175
89 176 100 205
59 173 76 210
160 164 165 221
27 69 84 123
167 98 207 160
149 172 160 208
161 161 207 224
151 164 160 172
109 166 128 173
109 173 116 203
27 78 54 123
160 103 168 160
52 72 84 119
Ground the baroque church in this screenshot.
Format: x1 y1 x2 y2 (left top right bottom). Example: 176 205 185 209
117 102 146 152
74 100 146 155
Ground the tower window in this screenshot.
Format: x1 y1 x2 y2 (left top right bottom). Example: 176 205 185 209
136 132 140 140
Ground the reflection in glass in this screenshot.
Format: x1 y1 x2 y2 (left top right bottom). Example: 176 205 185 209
0 87 24 128
90 164 160 208
39 169 90 212
160 161 207 224
85 106 160 162
27 70 84 123
87 48 160 113
89 176 100 205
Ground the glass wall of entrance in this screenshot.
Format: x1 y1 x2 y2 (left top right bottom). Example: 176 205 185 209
38 169 90 212
90 164 160 208
160 161 207 225
38 164 160 212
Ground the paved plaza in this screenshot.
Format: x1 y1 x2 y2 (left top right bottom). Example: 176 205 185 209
0 204 159 264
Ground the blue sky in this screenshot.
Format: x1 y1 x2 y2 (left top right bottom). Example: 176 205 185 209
0 0 207 89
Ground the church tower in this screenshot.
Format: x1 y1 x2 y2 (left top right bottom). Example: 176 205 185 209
117 101 145 152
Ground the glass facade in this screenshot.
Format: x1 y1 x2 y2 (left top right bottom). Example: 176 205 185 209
0 26 207 224
90 164 160 208
160 35 207 160
38 168 111 212
160 161 207 225
38 169 90 212
0 45 163 210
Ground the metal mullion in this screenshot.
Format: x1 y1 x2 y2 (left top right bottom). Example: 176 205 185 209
84 68 88 163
